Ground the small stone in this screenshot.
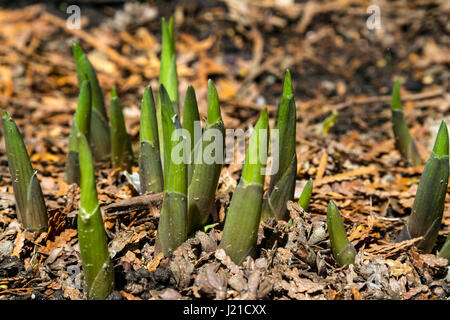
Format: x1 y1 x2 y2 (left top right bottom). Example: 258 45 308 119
0 241 13 257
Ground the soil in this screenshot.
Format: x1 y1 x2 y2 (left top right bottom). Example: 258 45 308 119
0 0 449 300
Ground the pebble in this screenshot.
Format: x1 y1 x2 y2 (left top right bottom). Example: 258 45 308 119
0 240 14 257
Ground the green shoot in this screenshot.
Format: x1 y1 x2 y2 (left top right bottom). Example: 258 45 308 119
109 87 133 172
2 111 48 232
72 42 111 162
327 200 356 266
77 133 114 299
261 70 297 221
220 108 269 264
390 80 422 166
64 80 92 185
397 121 449 253
139 86 163 194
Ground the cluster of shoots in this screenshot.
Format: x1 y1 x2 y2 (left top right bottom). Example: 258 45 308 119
3 18 450 300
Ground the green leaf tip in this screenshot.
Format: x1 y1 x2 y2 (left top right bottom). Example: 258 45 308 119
391 79 402 111
282 69 293 101
140 85 159 145
72 41 84 61
110 86 118 99
159 16 178 105
432 121 448 158
298 178 313 211
207 79 221 125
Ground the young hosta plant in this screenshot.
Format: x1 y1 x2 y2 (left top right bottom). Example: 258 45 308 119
220 108 269 264
187 80 224 234
139 86 163 194
64 80 92 185
157 17 179 170
72 42 111 162
158 86 187 256
261 70 297 221
110 87 133 172
77 133 114 299
327 200 356 266
2 112 48 231
397 121 449 253
298 178 313 211
390 80 422 166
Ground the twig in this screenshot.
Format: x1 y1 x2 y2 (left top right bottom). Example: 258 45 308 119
103 193 163 216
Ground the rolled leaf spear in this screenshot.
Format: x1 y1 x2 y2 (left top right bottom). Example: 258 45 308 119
327 200 356 266
298 178 313 212
72 42 111 162
157 17 179 171
261 70 297 221
110 87 133 173
159 17 179 108
77 133 114 299
182 85 201 185
187 80 225 234
139 86 164 194
391 80 422 166
397 121 449 253
220 108 269 265
2 111 48 232
158 85 187 256
64 80 92 185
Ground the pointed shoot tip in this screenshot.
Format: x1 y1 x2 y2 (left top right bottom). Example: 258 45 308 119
432 121 449 157
110 86 117 99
